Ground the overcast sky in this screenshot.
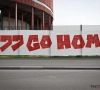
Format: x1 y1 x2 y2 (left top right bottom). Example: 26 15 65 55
53 0 100 25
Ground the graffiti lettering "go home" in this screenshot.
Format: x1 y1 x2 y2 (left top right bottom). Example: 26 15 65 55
0 34 100 52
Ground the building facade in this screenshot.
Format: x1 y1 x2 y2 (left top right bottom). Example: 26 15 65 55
0 0 53 30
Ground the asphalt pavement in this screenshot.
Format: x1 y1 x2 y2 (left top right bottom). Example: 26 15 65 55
0 58 100 90
0 70 100 90
0 58 100 69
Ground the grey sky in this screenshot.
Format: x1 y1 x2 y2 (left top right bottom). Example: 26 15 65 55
53 0 100 25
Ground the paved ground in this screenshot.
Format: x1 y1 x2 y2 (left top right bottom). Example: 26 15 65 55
0 58 100 69
0 70 100 90
0 58 100 90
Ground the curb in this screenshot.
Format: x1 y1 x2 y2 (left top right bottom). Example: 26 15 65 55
0 66 100 70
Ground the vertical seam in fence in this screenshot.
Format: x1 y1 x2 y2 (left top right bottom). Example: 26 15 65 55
80 25 82 57
49 30 51 57
18 30 20 57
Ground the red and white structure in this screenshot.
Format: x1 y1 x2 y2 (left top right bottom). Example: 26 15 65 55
0 0 53 30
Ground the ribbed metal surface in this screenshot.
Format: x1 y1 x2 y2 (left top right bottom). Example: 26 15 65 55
12 0 53 16
39 0 53 11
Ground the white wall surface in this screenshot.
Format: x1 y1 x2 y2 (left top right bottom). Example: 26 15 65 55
0 26 100 56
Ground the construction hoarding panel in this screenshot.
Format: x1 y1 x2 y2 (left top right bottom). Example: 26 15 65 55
0 28 100 56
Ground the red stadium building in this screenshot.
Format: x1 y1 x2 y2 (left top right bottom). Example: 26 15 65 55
0 0 53 30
